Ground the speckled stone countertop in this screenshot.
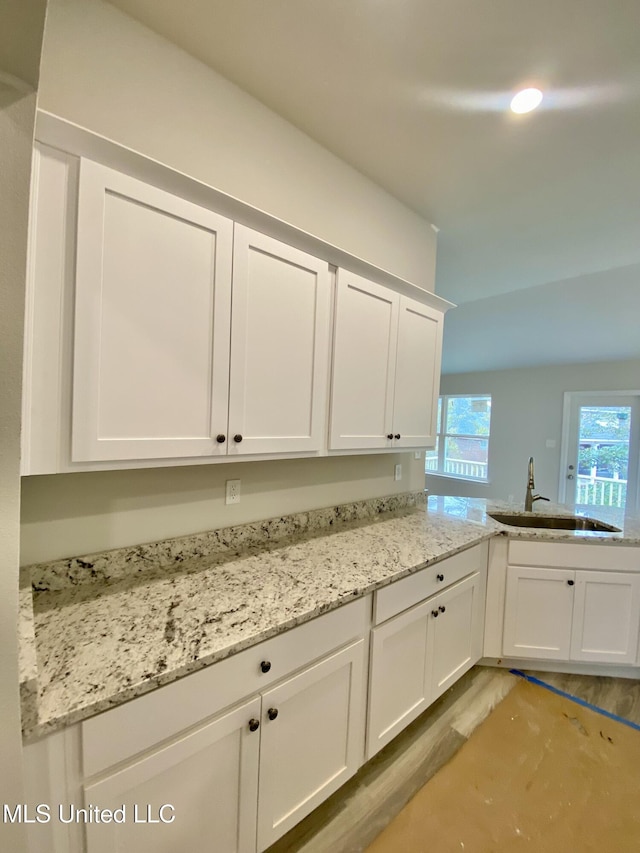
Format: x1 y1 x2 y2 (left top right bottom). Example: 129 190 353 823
21 492 640 740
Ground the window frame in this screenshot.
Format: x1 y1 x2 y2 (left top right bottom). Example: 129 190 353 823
426 394 492 483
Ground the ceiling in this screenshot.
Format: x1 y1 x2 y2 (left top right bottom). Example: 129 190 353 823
108 0 640 371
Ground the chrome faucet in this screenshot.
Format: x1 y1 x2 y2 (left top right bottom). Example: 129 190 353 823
524 456 550 512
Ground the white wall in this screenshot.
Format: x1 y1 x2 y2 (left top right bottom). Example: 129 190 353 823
427 359 640 503
38 0 436 290
21 0 429 566
21 453 425 564
0 0 47 844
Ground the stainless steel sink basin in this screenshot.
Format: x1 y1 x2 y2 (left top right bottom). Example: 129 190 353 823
487 512 621 533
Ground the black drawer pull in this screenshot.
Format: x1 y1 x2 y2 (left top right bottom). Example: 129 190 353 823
567 579 575 586
216 434 226 443
260 660 271 673
431 610 439 618
248 718 260 732
436 573 444 582
234 434 243 443
439 605 446 613
267 708 279 721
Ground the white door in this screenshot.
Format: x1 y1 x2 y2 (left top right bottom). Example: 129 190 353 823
367 600 432 758
427 572 483 701
228 226 330 455
570 570 640 664
84 697 261 853
72 159 233 462
256 640 365 851
561 393 640 514
329 270 398 450
503 566 575 660
392 296 442 448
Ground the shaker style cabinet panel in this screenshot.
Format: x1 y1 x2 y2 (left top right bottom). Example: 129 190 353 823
503 557 640 666
228 226 331 455
72 159 234 462
329 270 443 451
367 565 486 759
84 696 261 853
329 270 399 450
256 640 366 850
392 296 443 448
503 566 575 660
570 571 640 664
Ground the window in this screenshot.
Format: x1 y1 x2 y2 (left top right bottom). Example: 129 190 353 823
425 395 491 481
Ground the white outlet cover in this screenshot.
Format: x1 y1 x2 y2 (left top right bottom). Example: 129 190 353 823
225 479 241 505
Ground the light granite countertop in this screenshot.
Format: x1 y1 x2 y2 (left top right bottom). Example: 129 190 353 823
21 492 640 740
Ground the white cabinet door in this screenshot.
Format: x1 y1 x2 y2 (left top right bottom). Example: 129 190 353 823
329 270 398 450
72 160 233 462
392 296 442 448
367 598 432 758
84 696 261 853
571 571 640 664
256 640 365 851
503 566 575 660
427 571 483 701
228 226 330 455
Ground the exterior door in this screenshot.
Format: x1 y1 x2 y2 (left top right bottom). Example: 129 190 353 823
72 159 233 462
84 697 261 853
503 566 575 660
561 393 640 514
228 226 330 455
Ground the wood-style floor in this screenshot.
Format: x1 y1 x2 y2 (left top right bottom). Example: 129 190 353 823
266 666 640 853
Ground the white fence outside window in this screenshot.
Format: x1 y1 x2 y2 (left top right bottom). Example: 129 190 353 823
576 475 627 508
426 456 488 480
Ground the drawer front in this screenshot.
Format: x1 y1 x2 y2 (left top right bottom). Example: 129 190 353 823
509 540 639 571
373 542 488 624
82 596 369 777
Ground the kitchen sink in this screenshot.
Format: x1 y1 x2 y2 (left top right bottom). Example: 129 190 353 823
487 512 621 533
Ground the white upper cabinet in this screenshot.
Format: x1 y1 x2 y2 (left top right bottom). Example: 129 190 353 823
22 141 447 472
329 270 443 450
329 271 398 450
393 296 443 448
72 159 233 462
228 226 330 456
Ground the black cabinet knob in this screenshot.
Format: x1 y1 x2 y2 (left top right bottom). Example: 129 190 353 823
260 660 271 673
267 708 278 721
431 610 439 618
234 434 243 443
216 434 226 443
436 573 444 582
395 434 401 440
439 605 446 613
567 579 575 586
387 434 394 440
248 718 260 732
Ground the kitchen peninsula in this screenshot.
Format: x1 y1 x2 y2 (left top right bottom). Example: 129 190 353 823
20 492 640 853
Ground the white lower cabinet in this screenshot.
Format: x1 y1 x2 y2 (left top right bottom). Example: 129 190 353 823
367 545 488 759
503 548 640 665
256 641 365 850
84 697 261 853
73 601 367 853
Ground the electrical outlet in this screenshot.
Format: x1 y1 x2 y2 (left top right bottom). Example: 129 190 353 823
226 479 241 505
394 464 402 481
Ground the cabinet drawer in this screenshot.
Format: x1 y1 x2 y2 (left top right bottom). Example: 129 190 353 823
373 542 488 624
82 596 369 777
509 540 639 571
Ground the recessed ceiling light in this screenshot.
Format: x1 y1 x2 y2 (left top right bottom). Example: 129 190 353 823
510 88 543 114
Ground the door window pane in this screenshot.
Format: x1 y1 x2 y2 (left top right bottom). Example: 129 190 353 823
576 406 630 509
